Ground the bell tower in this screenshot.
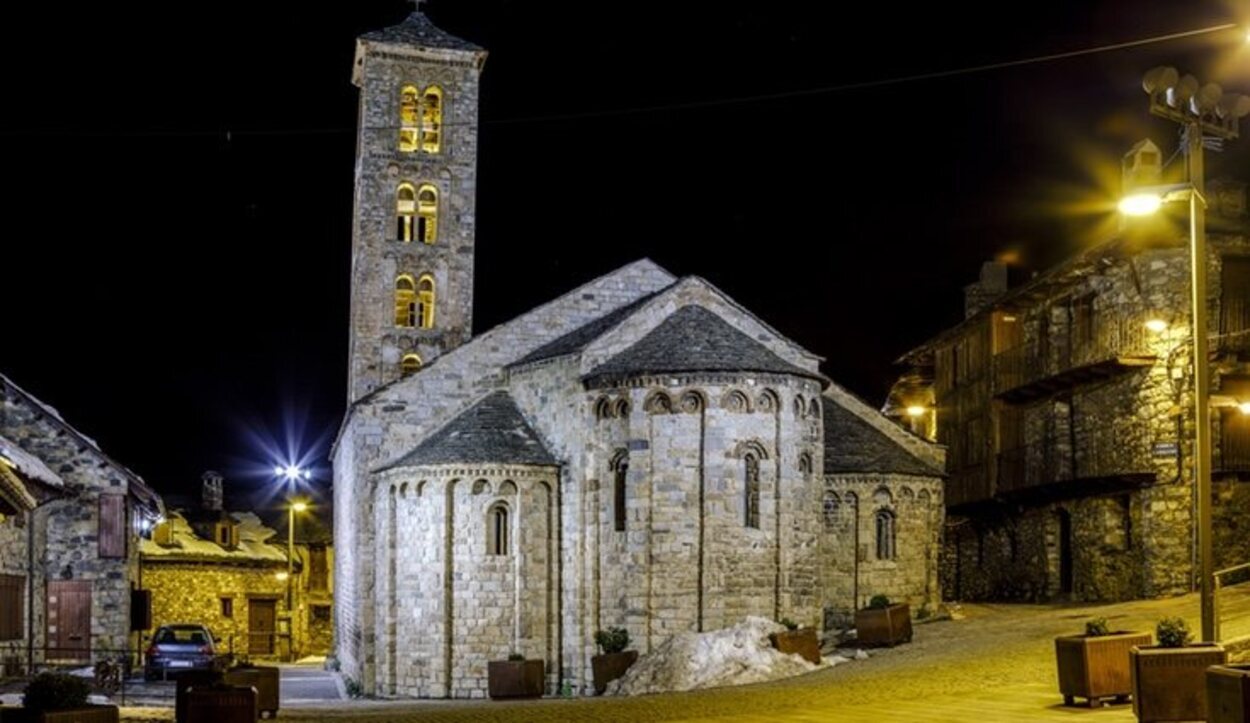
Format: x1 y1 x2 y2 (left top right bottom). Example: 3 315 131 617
347 9 487 402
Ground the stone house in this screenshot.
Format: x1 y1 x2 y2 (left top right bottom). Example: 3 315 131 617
142 472 333 660
891 141 1250 603
0 373 164 668
333 11 945 698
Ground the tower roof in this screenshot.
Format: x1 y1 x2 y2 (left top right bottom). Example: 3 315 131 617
378 391 556 471
359 12 483 53
584 305 827 386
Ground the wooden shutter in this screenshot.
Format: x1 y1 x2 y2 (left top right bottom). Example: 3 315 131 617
98 495 126 558
0 575 23 641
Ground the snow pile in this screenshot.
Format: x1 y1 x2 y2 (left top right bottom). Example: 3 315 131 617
606 616 844 696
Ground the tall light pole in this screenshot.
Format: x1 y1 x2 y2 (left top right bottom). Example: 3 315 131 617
1122 66 1248 643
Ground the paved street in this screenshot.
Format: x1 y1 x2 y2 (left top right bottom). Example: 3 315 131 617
107 584 1247 722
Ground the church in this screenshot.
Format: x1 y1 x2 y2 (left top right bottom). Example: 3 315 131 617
332 10 946 698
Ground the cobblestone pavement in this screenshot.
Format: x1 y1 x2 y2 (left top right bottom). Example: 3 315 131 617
115 586 1249 722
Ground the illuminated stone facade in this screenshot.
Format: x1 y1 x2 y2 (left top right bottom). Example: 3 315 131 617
334 12 945 698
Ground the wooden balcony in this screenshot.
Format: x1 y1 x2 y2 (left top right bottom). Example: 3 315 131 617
992 317 1157 403
994 433 1155 505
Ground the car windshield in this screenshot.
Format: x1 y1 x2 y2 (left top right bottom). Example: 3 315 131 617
156 628 210 645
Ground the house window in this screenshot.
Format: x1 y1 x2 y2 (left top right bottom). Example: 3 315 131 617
401 354 423 378
399 85 420 152
1222 375 1250 471
488 503 509 556
822 491 839 529
744 453 760 529
1072 296 1096 351
0 575 23 641
416 185 438 244
311 605 332 623
613 453 628 533
99 495 126 559
875 510 896 560
417 275 435 329
215 522 238 548
221 597 233 618
421 87 442 154
395 275 417 328
396 184 416 242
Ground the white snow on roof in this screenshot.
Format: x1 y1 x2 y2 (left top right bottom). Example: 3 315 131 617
140 511 287 563
0 434 64 488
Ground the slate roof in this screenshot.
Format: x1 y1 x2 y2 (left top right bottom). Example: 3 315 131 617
513 290 668 366
822 397 942 477
360 12 483 52
584 305 826 385
379 391 557 471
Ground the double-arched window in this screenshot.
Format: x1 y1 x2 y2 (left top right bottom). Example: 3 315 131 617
396 184 438 244
400 353 423 377
398 85 443 154
394 274 436 329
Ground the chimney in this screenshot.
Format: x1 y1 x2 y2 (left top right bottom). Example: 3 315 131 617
964 261 1008 319
201 471 224 512
1122 139 1162 194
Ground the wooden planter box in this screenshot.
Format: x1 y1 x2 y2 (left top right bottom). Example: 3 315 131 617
770 628 821 665
174 670 224 723
1054 631 1151 707
591 651 638 695
225 665 280 719
0 706 119 723
1208 664 1250 723
1130 643 1227 722
855 604 912 647
487 660 545 700
183 685 257 723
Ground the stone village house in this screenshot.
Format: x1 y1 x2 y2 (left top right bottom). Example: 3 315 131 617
0 373 164 672
141 472 334 662
333 12 945 698
889 141 1250 603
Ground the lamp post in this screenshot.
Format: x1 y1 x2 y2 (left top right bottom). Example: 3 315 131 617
1121 67 1248 643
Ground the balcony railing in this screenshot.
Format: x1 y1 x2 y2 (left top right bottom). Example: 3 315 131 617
996 432 1154 497
992 315 1157 401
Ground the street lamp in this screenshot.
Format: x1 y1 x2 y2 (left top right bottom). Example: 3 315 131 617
1126 66 1248 643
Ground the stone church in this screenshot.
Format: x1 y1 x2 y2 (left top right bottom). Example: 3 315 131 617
333 11 945 698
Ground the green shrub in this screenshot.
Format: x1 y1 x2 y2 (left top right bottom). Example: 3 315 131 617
915 606 932 621
778 618 799 631
866 595 891 610
594 627 631 655
23 672 90 711
507 653 526 662
1085 617 1110 637
1156 617 1191 648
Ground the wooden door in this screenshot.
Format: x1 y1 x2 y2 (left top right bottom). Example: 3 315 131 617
47 580 91 660
249 599 276 655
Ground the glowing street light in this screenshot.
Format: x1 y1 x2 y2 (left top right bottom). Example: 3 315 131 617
1119 193 1164 217
274 465 310 483
905 405 928 418
1239 402 1250 416
1144 319 1169 333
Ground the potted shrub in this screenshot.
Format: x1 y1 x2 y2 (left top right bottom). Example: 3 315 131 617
0 672 118 723
224 662 280 719
1130 617 1227 722
1054 617 1151 708
854 595 912 647
487 653 545 700
769 618 821 665
592 627 638 695
1206 663 1250 723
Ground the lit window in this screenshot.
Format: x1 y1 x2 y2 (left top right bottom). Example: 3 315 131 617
401 353 423 377
744 454 760 529
221 597 233 618
875 510 896 560
396 184 417 242
417 185 438 244
399 86 420 152
421 86 442 154
488 503 509 556
395 275 417 327
417 274 435 329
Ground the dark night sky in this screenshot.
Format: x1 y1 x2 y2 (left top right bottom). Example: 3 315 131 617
2 1 1247 499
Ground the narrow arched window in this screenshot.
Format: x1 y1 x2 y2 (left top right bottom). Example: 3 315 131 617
488 503 509 556
401 353 422 377
417 185 438 244
396 183 417 242
875 510 896 560
421 86 442 154
823 491 840 529
613 454 628 532
417 274 435 329
744 453 760 529
395 275 417 327
399 86 420 152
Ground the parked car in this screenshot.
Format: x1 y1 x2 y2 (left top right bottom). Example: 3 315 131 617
144 624 225 681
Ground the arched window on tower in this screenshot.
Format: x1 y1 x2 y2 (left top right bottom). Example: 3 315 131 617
744 453 760 529
396 183 417 242
416 274 435 329
399 85 420 152
613 452 628 532
875 509 896 560
400 353 423 377
421 86 442 153
417 185 438 244
487 503 509 556
395 275 417 328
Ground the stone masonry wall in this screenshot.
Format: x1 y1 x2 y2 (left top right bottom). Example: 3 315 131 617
0 513 30 669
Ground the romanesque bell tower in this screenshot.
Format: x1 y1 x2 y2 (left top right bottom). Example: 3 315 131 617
347 8 487 403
